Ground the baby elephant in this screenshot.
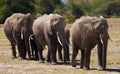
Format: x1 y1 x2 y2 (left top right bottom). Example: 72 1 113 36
57 29 70 61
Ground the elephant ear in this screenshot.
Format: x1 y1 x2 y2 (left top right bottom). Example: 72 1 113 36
46 18 53 35
92 19 101 29
47 17 59 35
50 17 60 28
12 15 24 31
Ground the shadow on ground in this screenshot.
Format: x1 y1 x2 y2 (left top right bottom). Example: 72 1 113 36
90 67 120 73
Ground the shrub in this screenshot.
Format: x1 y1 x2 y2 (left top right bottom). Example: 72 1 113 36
103 1 120 17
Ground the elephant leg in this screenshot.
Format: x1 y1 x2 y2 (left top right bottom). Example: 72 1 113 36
35 40 44 62
84 48 91 70
97 42 102 70
49 43 57 65
80 50 85 69
5 31 17 59
30 39 39 59
23 34 31 59
71 40 78 67
11 44 17 59
38 46 44 63
12 31 25 59
34 46 39 60
31 45 34 58
57 44 63 61
66 45 70 61
22 41 27 58
30 40 35 58
46 49 51 63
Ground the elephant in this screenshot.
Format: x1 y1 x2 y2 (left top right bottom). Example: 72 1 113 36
57 29 70 61
3 13 34 59
32 14 69 64
70 16 109 70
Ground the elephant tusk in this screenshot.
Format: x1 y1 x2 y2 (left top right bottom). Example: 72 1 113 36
57 33 63 46
99 34 103 44
21 34 23 40
21 31 23 40
29 34 34 40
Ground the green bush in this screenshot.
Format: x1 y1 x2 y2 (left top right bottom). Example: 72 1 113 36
71 4 84 19
103 1 120 17
65 12 75 24
0 0 35 24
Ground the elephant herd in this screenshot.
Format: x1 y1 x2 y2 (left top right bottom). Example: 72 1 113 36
3 13 110 71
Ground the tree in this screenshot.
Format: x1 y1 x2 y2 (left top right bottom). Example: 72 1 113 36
35 0 62 15
35 0 54 14
103 0 120 17
0 0 35 23
66 0 84 21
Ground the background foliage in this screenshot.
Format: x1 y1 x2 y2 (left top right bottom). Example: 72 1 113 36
0 0 120 24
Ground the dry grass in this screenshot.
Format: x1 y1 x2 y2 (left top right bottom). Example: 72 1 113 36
0 18 120 74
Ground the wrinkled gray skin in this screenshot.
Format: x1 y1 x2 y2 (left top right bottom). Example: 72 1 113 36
33 14 68 64
3 13 33 59
57 29 70 61
71 16 109 70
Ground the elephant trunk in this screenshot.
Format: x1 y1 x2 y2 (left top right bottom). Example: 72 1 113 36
23 29 32 59
29 34 34 56
57 31 69 63
57 32 63 46
57 31 69 46
99 33 109 70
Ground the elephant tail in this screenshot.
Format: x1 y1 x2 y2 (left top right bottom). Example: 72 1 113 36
29 34 34 40
29 34 34 55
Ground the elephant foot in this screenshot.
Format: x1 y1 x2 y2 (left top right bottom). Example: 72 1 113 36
12 56 17 59
34 57 39 61
27 57 32 60
97 66 105 71
71 63 76 67
39 60 44 63
83 66 90 70
39 58 45 63
18 57 26 60
51 61 57 65
66 58 70 61
80 65 83 69
58 58 63 61
45 58 51 63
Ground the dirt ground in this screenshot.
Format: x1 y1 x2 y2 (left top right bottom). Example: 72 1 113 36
0 19 120 74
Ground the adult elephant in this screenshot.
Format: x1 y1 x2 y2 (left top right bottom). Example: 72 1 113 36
71 16 109 70
57 29 70 61
33 14 68 64
3 13 33 59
